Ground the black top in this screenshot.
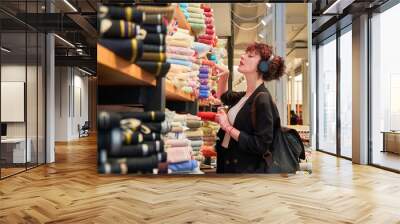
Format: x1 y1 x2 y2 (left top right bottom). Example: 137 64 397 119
216 84 281 173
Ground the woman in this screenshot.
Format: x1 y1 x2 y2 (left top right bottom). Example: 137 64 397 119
215 42 285 173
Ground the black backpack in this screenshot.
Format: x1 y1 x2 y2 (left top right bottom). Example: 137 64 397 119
251 92 305 173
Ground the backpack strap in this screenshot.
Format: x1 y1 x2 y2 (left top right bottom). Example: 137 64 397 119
250 92 274 167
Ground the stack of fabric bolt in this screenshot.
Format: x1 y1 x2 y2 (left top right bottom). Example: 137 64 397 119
186 3 205 35
198 64 210 99
164 111 202 174
200 121 219 166
198 4 217 47
97 111 171 174
166 28 199 94
98 4 170 77
136 3 176 23
185 115 204 163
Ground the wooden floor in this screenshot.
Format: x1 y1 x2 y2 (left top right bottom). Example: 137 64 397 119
1 136 400 223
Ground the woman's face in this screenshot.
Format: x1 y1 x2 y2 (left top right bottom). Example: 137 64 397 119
237 50 261 74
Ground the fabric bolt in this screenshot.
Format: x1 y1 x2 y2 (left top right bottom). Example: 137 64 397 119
99 6 164 25
166 37 193 48
179 3 188 8
166 53 195 62
198 39 213 45
109 140 164 157
99 153 166 174
186 120 203 129
199 85 210 90
167 58 193 67
141 24 167 34
202 5 212 12
99 38 143 63
192 42 211 56
203 141 215 147
165 139 190 147
143 33 165 45
205 29 215 35
99 19 144 38
200 146 217 157
199 66 209 73
170 126 184 133
136 4 176 22
187 17 205 24
203 136 216 142
204 17 214 24
135 61 171 77
187 136 203 141
166 46 195 56
198 73 209 79
185 129 203 138
123 131 162 145
187 7 203 14
166 146 192 163
197 112 216 121
142 122 171 133
199 79 208 85
188 3 201 7
203 12 213 17
181 86 193 94
189 23 206 34
168 160 198 172
119 111 165 122
143 44 165 53
198 34 213 40
206 24 214 29
190 140 204 147
168 64 192 73
141 52 166 62
201 127 214 136
189 13 204 19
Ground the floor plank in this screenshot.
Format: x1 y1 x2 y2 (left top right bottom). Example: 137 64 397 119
0 136 400 223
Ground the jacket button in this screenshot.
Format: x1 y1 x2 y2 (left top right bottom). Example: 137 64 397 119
225 160 230 165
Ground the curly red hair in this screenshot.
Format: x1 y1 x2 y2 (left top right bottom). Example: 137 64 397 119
246 42 285 81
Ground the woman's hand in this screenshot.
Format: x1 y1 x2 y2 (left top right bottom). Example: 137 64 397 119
216 110 231 131
215 63 229 80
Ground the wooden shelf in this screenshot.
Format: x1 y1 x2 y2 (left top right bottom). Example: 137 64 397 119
174 6 191 30
166 80 195 102
97 44 157 86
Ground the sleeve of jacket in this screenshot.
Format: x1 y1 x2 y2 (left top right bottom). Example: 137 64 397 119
220 91 246 106
237 93 274 156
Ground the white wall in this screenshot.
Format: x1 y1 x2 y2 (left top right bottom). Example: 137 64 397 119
55 67 89 141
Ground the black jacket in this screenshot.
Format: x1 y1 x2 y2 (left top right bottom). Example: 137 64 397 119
216 83 281 173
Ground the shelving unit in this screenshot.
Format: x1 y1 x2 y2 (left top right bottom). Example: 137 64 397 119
97 44 156 86
166 80 195 102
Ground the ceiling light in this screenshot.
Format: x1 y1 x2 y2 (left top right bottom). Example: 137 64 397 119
265 3 272 8
63 0 78 12
258 33 264 39
261 19 266 26
1 47 11 53
322 0 354 15
54 34 75 48
78 67 93 76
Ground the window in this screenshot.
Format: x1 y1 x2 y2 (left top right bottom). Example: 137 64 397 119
370 3 400 171
317 36 337 154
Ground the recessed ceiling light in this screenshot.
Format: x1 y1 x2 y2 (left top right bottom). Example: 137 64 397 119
1 47 11 53
258 33 264 39
265 3 272 8
261 20 266 26
63 0 78 12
